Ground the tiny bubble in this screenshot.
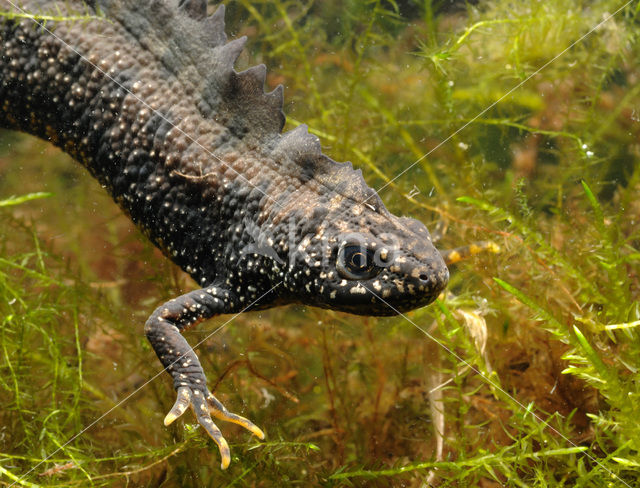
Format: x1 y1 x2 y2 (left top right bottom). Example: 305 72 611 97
586 151 594 157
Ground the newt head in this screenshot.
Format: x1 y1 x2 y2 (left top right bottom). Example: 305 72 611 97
281 197 449 316
267 127 449 315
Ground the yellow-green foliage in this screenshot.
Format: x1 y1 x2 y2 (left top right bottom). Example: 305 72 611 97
1 0 639 486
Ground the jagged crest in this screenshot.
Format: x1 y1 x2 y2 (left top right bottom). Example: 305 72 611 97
95 0 386 208
273 125 386 209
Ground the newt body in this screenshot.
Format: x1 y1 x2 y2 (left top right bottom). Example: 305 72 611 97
0 0 448 468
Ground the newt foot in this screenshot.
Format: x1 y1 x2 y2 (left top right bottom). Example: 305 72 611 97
164 386 265 469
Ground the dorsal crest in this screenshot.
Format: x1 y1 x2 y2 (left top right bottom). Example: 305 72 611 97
95 0 385 209
273 125 387 210
96 0 284 142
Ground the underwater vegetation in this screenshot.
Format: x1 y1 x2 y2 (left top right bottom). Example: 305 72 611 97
1 0 640 486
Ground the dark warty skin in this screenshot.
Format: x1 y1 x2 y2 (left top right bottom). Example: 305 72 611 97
0 0 449 468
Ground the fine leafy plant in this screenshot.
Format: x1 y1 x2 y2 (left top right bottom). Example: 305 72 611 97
1 0 639 486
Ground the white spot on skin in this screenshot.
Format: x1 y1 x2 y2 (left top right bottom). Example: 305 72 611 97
411 268 426 279
349 285 367 295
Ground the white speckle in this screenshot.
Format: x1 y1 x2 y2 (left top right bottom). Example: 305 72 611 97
349 285 367 295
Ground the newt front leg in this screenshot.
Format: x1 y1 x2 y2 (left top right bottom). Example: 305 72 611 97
144 286 265 469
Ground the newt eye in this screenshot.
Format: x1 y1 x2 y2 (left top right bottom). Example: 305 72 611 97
337 243 380 280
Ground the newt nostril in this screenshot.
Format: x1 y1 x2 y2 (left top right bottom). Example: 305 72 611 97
418 272 429 282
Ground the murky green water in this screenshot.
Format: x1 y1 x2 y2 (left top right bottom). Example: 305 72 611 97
1 1 639 486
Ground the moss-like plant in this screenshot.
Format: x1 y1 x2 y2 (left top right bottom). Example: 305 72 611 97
1 0 639 486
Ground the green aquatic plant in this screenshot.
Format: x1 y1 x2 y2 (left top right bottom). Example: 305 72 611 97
1 0 640 486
